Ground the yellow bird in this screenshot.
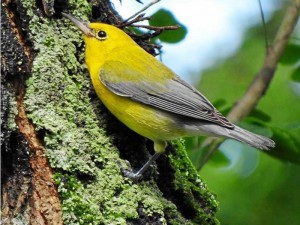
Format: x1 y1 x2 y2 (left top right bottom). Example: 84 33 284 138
62 13 275 179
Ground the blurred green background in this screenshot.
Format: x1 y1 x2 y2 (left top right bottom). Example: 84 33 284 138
149 2 300 225
184 7 300 225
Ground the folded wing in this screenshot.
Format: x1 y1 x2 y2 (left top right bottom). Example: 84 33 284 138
100 60 234 129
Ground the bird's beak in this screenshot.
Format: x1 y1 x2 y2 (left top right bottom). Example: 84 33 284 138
62 12 95 37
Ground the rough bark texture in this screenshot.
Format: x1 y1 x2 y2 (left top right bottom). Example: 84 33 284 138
1 0 219 224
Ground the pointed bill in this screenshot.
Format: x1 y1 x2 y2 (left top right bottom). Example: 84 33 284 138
62 12 95 37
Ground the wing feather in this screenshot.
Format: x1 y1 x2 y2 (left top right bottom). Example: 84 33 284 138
99 60 234 129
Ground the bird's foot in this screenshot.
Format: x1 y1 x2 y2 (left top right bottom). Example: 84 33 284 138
116 160 142 182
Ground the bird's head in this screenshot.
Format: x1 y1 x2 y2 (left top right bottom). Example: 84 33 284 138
62 13 136 54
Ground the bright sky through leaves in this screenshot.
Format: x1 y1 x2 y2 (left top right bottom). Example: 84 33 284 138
111 0 279 82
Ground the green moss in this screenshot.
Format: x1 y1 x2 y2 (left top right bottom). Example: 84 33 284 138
170 140 219 224
21 0 218 224
53 173 104 224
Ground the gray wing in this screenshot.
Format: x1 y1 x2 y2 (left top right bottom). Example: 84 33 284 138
99 61 234 129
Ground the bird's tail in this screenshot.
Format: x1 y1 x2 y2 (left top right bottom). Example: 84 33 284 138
227 125 275 150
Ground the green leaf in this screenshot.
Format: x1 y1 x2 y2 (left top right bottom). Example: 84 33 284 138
279 43 300 65
239 121 273 137
290 66 300 83
149 9 187 43
209 150 231 167
266 127 300 165
185 136 207 168
234 110 272 127
248 108 272 122
186 136 224 170
212 99 227 109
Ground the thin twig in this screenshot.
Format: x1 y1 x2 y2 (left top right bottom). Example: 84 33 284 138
118 13 151 27
258 0 269 49
123 0 161 22
116 0 179 56
130 24 180 30
119 19 179 41
227 0 300 123
198 0 300 170
128 29 162 39
118 9 179 55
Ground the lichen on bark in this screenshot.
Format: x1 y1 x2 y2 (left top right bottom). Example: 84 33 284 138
2 0 219 224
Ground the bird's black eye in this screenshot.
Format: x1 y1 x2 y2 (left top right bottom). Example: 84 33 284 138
97 30 107 40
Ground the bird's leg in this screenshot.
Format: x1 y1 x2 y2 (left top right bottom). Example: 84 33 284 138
120 141 166 181
120 152 162 181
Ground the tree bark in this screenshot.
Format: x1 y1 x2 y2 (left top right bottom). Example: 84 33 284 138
1 0 218 224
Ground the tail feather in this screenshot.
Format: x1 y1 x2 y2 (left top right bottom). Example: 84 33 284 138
227 125 275 150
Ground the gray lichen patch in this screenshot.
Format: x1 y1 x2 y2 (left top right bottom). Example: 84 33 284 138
6 85 18 130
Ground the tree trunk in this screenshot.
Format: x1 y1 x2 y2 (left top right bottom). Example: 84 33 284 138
1 0 219 224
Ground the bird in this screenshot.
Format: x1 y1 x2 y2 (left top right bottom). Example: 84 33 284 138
62 12 275 180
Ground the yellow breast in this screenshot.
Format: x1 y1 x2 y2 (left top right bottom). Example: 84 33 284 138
89 70 184 141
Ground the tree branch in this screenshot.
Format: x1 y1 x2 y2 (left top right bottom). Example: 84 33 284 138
198 0 300 169
227 0 300 123
123 0 161 22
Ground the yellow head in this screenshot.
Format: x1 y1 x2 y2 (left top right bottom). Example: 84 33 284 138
62 13 137 72
84 23 136 51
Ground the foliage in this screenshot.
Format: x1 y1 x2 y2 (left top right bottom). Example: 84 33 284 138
149 9 187 43
183 6 300 225
147 3 300 224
